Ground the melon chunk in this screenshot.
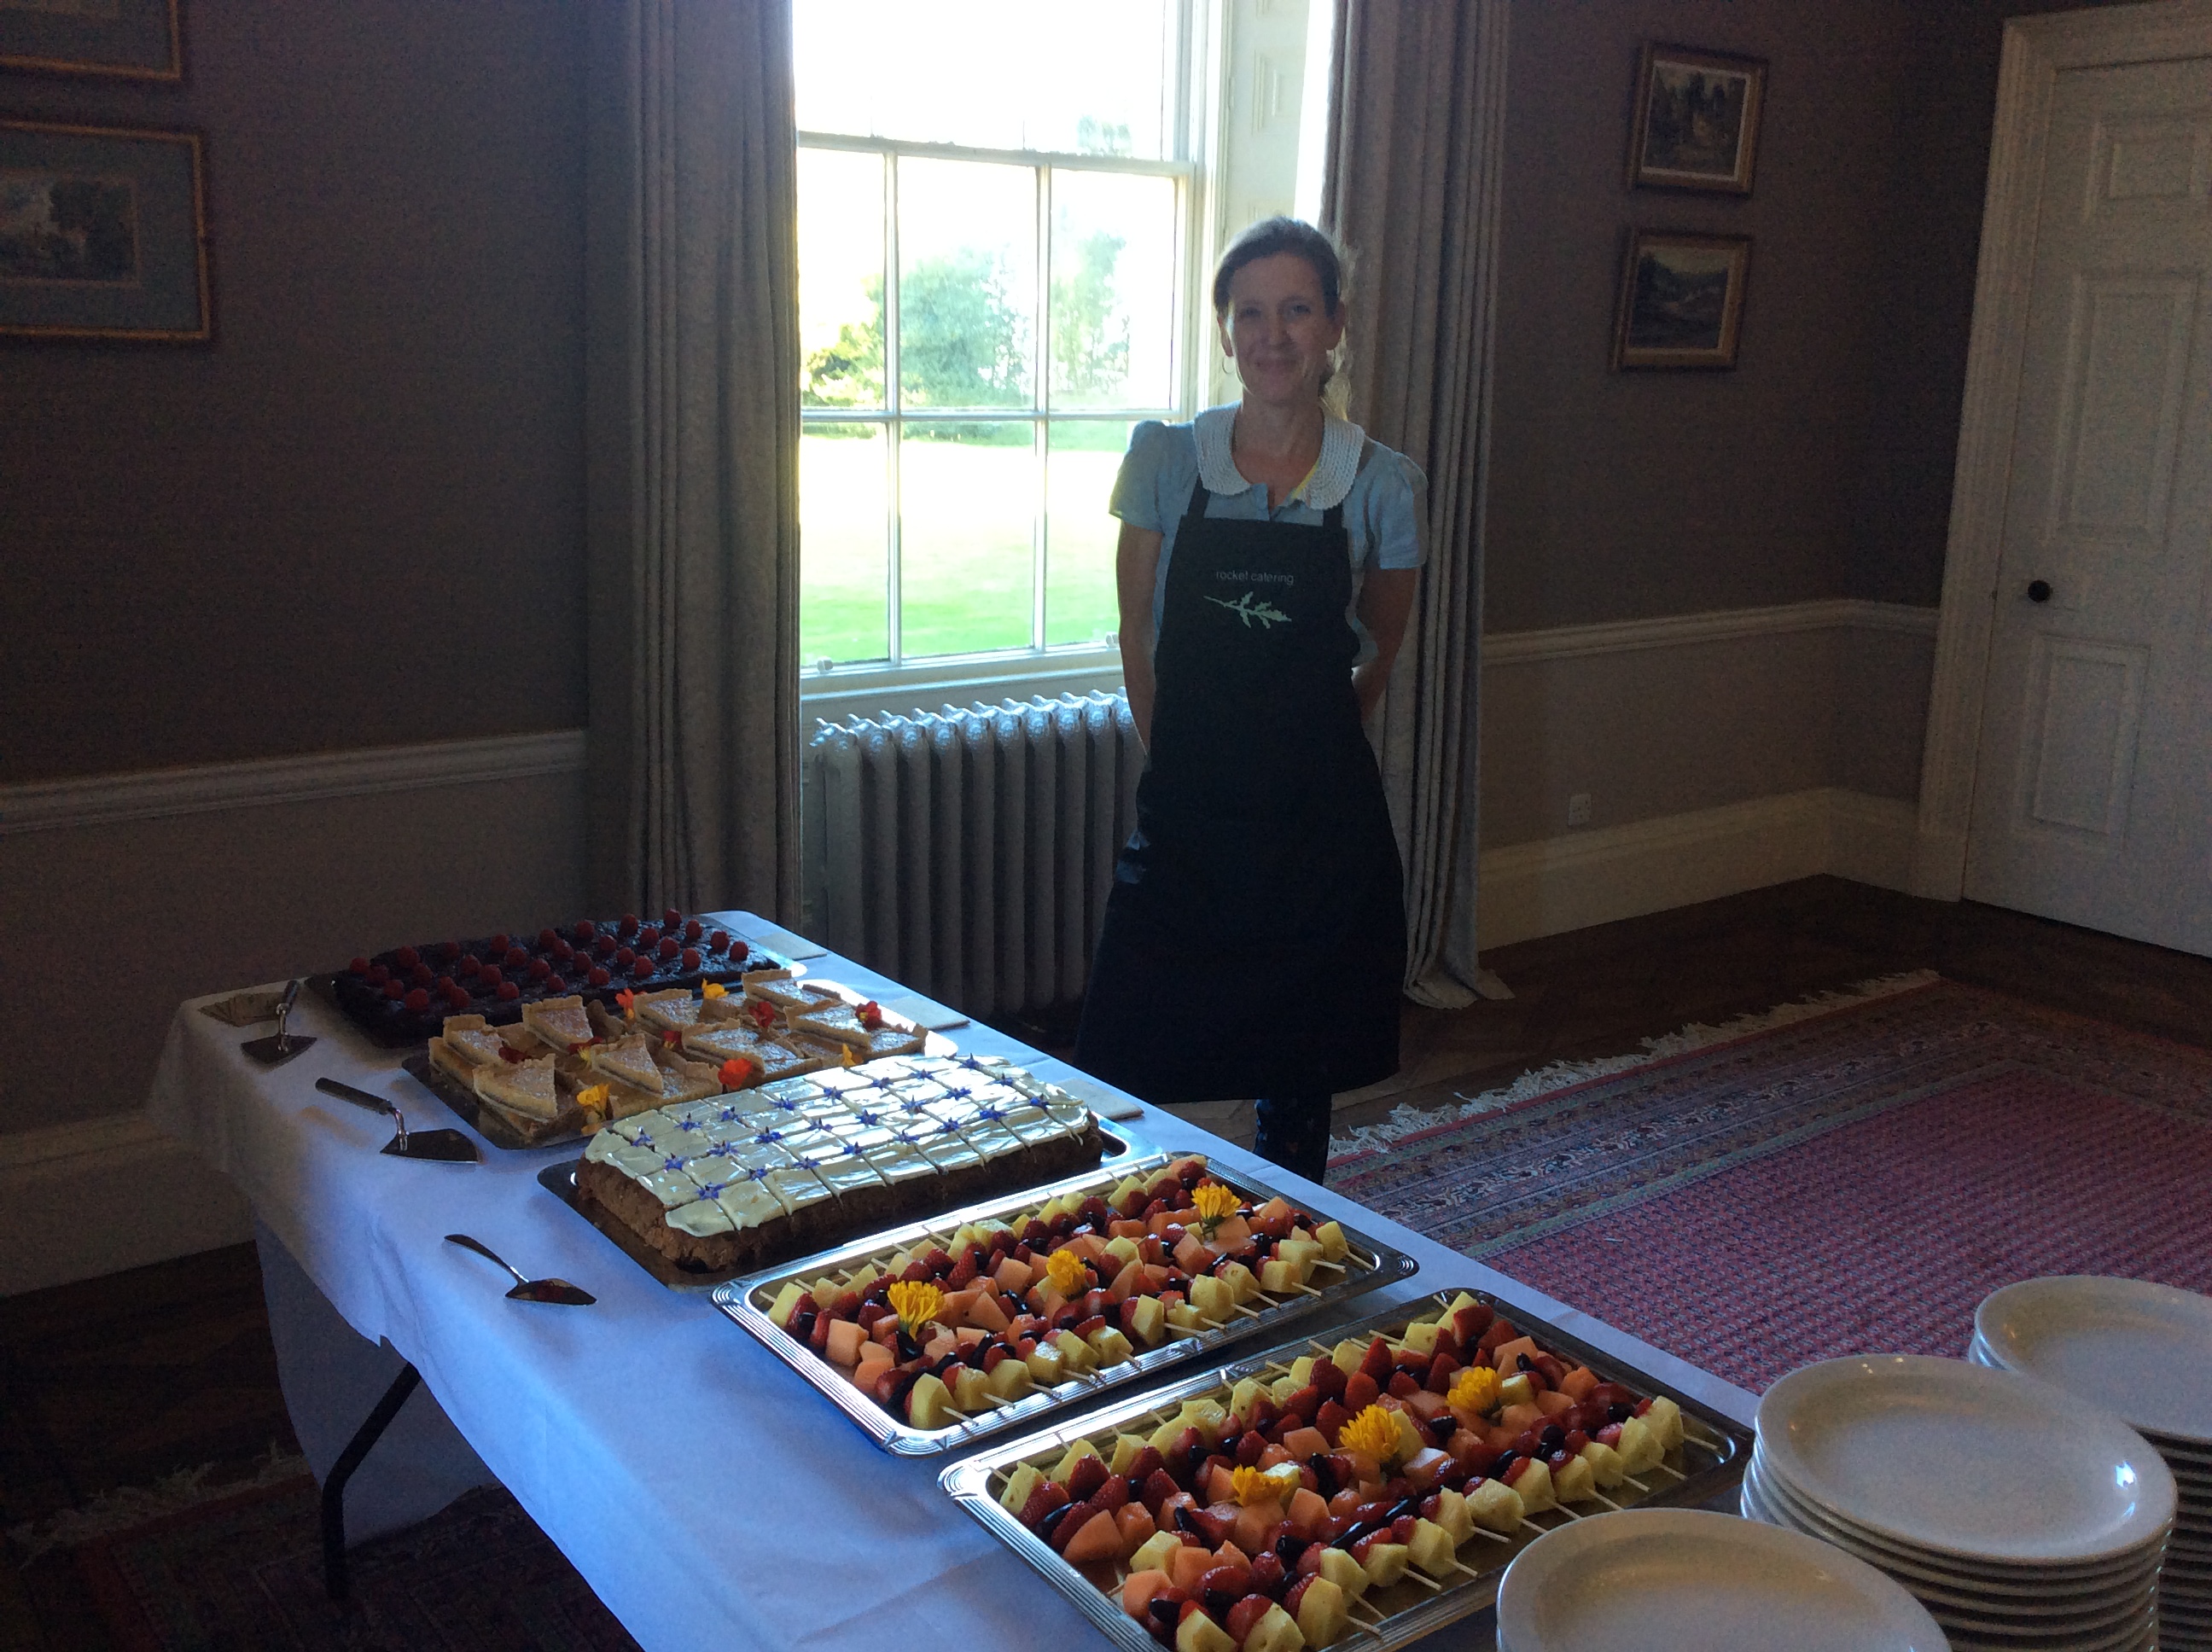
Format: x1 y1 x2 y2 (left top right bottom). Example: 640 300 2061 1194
1062 1508 1124 1566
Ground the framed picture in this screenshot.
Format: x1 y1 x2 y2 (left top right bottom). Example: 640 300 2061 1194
1612 230 1750 369
0 119 209 341
1628 43 1766 195
0 0 180 80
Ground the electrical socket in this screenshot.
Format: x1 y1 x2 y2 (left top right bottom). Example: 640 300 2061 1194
1567 792 1592 828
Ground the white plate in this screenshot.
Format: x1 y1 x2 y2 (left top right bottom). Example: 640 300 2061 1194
1495 1507 1948 1652
1743 1468 2158 1619
1749 1449 2167 1586
1976 1278 2212 1446
1758 1357 2176 1563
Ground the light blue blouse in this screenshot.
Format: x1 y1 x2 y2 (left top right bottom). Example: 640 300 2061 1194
1108 405 1428 666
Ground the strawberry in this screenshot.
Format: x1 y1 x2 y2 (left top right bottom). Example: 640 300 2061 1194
1140 1469 1181 1515
1127 1446 1165 1486
1312 1360 1348 1403
1387 1371 1420 1400
1093 1472 1132 1513
1281 1384 1321 1425
1342 1373 1380 1413
1225 1596 1274 1643
1359 1336 1394 1383
1016 1480 1071 1531
1068 1456 1110 1502
1283 1575 1314 1617
1315 1399 1351 1446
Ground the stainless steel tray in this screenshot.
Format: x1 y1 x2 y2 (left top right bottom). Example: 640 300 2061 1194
941 1287 1752 1651
538 1119 1151 1292
713 1153 1417 1454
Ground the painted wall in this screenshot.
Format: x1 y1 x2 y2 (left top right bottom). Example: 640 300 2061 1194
0 0 589 784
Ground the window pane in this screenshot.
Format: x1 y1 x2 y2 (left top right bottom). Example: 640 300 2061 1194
899 422 1034 659
801 423 889 665
1050 171 1178 409
795 1 1176 161
800 149 885 410
898 159 1035 410
800 148 884 411
1046 422 1128 648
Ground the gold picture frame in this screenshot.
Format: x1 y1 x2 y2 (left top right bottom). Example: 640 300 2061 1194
0 119 211 341
1612 230 1750 370
1628 43 1767 195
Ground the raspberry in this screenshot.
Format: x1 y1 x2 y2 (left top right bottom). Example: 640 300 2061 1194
636 926 660 951
393 945 421 969
573 920 596 942
490 933 511 953
656 936 678 960
684 919 703 942
405 987 430 1012
661 907 682 929
458 956 481 978
527 958 551 980
543 974 567 993
348 957 371 975
439 939 461 961
552 939 573 961
594 934 616 958
496 980 521 1000
368 963 391 986
383 980 405 1000
630 955 655 979
614 945 636 967
619 913 639 935
538 928 558 948
588 965 610 987
410 964 433 986
730 939 749 962
480 965 503 986
681 947 701 970
434 975 455 992
504 945 528 969
444 984 470 1009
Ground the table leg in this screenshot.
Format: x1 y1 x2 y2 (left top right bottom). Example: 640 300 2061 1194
321 1363 422 1601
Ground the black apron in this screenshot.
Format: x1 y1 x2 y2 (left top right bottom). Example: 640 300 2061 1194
1074 474 1406 1105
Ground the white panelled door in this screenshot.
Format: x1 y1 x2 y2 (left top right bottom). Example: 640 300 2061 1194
1965 55 2212 955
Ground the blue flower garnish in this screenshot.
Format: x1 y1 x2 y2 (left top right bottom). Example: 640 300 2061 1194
695 1182 724 1201
662 1155 688 1172
676 1117 702 1132
754 1129 783 1143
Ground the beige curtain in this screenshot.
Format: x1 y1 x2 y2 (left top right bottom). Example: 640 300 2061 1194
1323 0 1510 1008
584 0 801 919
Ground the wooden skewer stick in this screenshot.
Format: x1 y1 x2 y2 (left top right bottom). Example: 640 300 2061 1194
1307 1257 1348 1271
1286 1283 1326 1298
1588 1491 1627 1513
1650 1461 1688 1480
1452 1558 1491 1579
1618 1474 1650 1493
1227 1302 1264 1320
1465 1526 1512 1544
1400 1569 1444 1592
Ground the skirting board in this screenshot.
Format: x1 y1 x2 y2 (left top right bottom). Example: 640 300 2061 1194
1476 786 1919 951
0 1113 251 1295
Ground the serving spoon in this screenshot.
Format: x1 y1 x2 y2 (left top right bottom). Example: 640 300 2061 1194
444 1233 596 1305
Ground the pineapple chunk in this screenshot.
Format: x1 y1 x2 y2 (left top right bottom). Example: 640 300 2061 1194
1218 1261 1262 1304
1615 1416 1663 1474
1187 1274 1236 1321
845 1261 879 1293
1578 1441 1626 1489
1109 1174 1145 1210
1277 1237 1324 1273
1644 1395 1685 1451
1109 1434 1148 1475
1166 1301 1207 1332
1124 1295 1169 1347
1175 1610 1236 1652
906 1372 955 1428
1260 1259 1307 1294
986 1357 1033 1401
1331 1338 1368 1375
1271 1373 1301 1403
1316 1545 1370 1599
1464 1477 1525 1533
1050 1439 1101 1484
1313 1219 1348 1261
1399 1318 1442 1356
998 1462 1043 1514
1391 1410 1426 1463
1104 1235 1143 1271
1358 1541 1409 1589
1243 1603 1304 1652
1025 1343 1066 1386
1129 1529 1184 1573
1289 1355 1318 1387
765 1281 809 1328
1051 1328 1097 1375
1406 1516 1459 1578
1295 1575 1349 1648
1552 1453 1598 1504
951 1366 992 1411
1230 1377 1271 1421
1087 1325 1134 1367
1432 1486 1475 1544
1178 1398 1227 1442
1510 1459 1557 1514
1495 1373 1535 1410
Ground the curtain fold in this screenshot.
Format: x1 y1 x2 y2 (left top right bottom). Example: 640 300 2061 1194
1323 0 1510 1008
584 0 800 921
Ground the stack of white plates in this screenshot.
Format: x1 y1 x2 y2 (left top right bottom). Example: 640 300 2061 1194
1494 1508 1948 1651
1972 1277 2212 1649
1743 1355 2174 1650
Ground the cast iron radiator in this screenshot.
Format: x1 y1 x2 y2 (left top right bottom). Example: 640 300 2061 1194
802 692 1143 1020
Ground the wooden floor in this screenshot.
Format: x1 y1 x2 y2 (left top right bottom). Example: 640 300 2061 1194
7 875 2211 1648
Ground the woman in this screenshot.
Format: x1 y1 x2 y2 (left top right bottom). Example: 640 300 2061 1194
1074 218 1424 1185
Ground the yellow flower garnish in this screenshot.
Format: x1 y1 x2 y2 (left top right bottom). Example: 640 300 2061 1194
886 1279 943 1332
1045 1248 1086 1298
1189 1181 1240 1238
576 1083 610 1114
701 982 728 1000
840 1044 859 1067
1231 1463 1301 1507
1337 1404 1404 1468
1448 1365 1501 1416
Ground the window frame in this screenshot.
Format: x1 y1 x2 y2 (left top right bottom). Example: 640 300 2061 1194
795 4 1215 701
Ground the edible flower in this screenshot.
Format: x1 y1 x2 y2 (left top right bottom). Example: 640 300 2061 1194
886 1279 943 1334
858 999 884 1029
1231 1463 1302 1508
839 1044 859 1067
1338 1404 1406 1471
661 1028 683 1048
1045 1247 1086 1298
1189 1181 1240 1240
701 982 728 1000
1448 1364 1501 1416
615 989 636 1019
576 1083 610 1115
748 999 777 1028
719 1056 755 1091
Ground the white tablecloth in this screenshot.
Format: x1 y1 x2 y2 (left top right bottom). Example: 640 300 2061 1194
148 913 1756 1651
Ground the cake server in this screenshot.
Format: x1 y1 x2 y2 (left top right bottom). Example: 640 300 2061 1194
241 979 317 1066
443 1233 596 1306
315 1077 480 1164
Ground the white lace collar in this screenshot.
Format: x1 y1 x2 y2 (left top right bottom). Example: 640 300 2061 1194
1192 404 1366 510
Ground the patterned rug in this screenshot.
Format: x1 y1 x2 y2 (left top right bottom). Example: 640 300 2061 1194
70 1477 637 1651
1328 978 2212 1393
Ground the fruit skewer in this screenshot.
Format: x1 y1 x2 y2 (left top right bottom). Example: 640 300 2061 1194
981 1291 1703 1649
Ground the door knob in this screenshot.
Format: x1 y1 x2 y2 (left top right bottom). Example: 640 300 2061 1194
2027 579 2052 603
